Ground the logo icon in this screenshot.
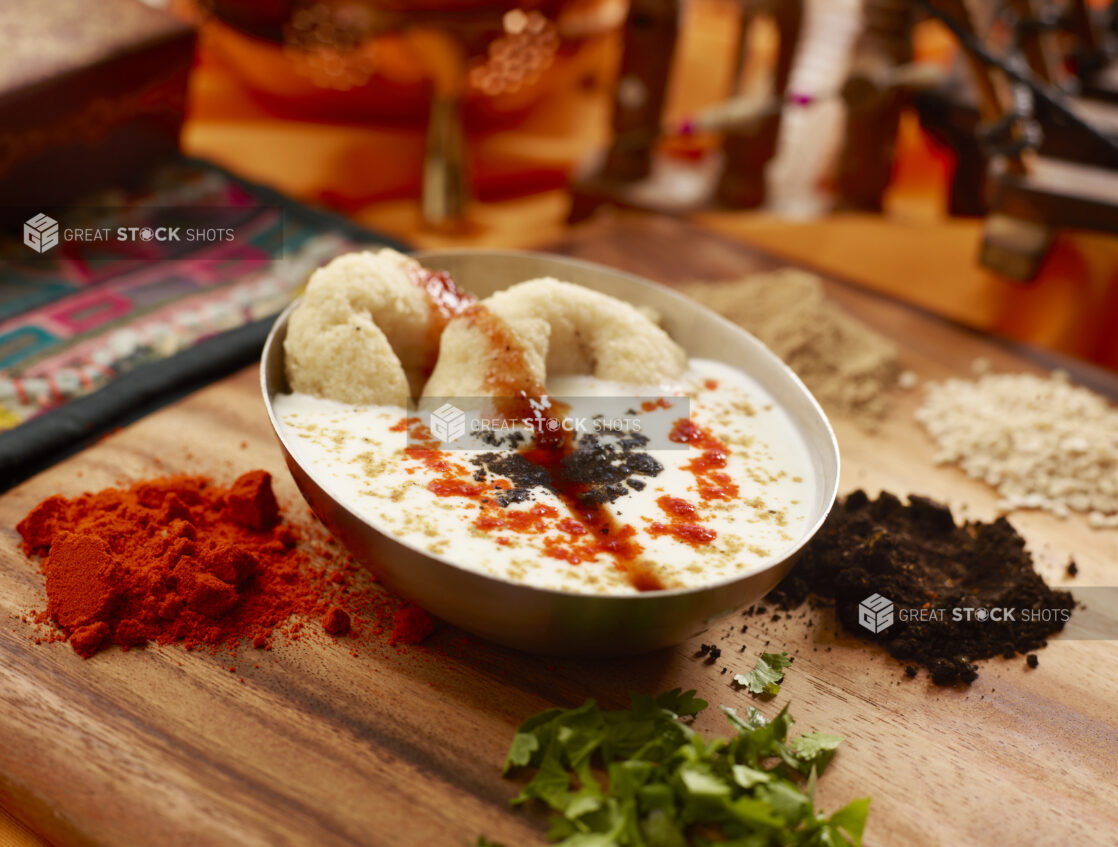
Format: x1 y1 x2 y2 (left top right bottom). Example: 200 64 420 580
24 213 59 253
430 402 466 443
858 593 894 633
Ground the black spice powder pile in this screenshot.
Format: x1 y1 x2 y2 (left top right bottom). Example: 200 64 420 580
770 490 1075 685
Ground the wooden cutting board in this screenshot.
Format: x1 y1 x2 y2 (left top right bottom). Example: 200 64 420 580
1 217 1116 847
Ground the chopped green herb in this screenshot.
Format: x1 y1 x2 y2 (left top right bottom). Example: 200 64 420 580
655 688 708 717
734 651 793 696
493 693 870 846
789 731 846 774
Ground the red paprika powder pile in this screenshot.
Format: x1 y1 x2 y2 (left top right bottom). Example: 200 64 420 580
17 470 433 658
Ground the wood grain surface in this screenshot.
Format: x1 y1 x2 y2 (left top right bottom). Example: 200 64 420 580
1 217 1116 847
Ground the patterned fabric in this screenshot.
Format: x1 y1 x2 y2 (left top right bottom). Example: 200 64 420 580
0 157 400 431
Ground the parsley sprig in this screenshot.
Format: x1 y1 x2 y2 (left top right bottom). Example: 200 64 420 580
495 688 869 846
734 652 794 697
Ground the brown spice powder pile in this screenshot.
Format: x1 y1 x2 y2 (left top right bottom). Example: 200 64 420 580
768 490 1074 685
681 269 902 424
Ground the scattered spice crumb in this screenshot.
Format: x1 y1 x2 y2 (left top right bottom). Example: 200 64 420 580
323 606 351 636
389 605 434 645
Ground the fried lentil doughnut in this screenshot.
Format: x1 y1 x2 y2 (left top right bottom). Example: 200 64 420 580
285 249 465 405
422 278 687 397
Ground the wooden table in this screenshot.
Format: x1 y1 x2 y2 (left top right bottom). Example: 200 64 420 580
1 218 1115 846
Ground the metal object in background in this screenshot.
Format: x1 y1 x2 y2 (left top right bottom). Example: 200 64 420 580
918 0 1118 163
979 212 1055 281
914 0 1118 280
261 250 840 655
423 95 468 226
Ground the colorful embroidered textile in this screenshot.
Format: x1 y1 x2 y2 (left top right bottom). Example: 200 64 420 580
0 157 405 484
1 157 404 428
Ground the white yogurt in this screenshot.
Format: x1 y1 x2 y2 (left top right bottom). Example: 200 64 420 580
274 359 816 595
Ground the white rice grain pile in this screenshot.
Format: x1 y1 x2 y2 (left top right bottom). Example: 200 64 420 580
915 369 1118 528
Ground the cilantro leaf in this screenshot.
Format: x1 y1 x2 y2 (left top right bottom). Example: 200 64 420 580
512 752 574 811
640 808 687 847
503 731 540 773
826 796 871 846
552 834 620 847
720 704 769 733
734 651 793 696
790 731 846 775
654 688 708 717
490 690 867 847
678 763 732 800
731 763 773 789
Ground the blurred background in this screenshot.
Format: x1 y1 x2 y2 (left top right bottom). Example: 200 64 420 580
4 4 1118 842
3 0 1118 371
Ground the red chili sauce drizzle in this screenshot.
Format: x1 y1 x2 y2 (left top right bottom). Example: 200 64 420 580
401 420 471 479
395 301 666 592
669 418 740 502
456 304 562 444
649 495 717 546
409 266 474 322
641 397 673 412
406 265 474 374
